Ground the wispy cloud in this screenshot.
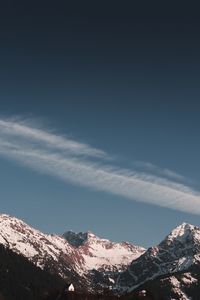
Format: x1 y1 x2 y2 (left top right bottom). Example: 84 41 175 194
0 118 199 215
132 161 189 183
0 119 107 159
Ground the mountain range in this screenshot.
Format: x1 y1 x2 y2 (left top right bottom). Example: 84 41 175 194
0 214 200 299
0 214 144 293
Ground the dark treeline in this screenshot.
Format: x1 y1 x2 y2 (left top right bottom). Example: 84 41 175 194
44 291 119 300
0 245 65 300
43 290 154 300
0 244 155 300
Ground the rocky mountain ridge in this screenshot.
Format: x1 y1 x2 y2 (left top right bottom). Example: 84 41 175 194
117 222 200 299
1 213 200 299
0 214 145 291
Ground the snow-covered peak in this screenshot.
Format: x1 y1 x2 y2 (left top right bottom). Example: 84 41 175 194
0 213 25 225
0 214 76 267
63 229 145 272
169 222 196 238
163 223 200 245
117 223 200 293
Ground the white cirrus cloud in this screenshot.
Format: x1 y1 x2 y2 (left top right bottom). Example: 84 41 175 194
132 161 189 183
0 118 199 215
0 119 107 159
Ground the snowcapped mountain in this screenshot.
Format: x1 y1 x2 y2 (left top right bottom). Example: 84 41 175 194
3 213 200 298
63 230 145 273
0 214 85 288
117 222 200 296
0 214 145 291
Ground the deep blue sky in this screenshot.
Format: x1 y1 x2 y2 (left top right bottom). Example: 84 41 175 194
0 1 200 247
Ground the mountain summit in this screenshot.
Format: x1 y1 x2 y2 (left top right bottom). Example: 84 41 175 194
63 230 97 247
164 222 199 244
117 222 200 293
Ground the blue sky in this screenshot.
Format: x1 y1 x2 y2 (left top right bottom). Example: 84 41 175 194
0 2 200 247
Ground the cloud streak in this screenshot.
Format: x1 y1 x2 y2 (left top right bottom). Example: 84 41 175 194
0 119 107 159
132 160 190 184
0 118 199 215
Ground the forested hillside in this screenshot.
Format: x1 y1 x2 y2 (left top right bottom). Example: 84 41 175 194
0 245 65 300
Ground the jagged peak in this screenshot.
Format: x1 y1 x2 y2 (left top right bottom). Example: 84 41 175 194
0 214 56 244
0 213 12 219
177 222 195 230
62 230 98 247
0 213 24 221
64 229 95 235
86 230 97 238
163 222 200 244
0 213 26 225
171 222 196 235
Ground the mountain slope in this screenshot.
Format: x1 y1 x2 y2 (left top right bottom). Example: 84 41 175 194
0 244 65 300
63 230 145 273
117 222 200 294
0 214 86 289
123 265 200 300
0 214 144 291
